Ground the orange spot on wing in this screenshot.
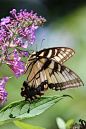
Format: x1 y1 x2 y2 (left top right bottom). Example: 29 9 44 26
35 95 40 98
41 91 44 94
23 86 25 91
44 84 48 89
24 94 27 97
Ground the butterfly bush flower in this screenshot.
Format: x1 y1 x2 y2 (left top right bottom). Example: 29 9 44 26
0 9 46 106
7 49 25 78
0 77 9 106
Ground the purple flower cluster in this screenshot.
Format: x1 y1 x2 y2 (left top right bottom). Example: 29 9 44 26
0 9 46 106
7 49 25 78
0 77 9 106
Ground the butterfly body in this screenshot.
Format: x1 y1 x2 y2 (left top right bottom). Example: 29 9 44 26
21 47 84 103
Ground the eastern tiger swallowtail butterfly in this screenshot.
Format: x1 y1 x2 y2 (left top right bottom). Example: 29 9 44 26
21 47 84 112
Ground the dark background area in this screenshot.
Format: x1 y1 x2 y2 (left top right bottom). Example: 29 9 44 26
0 0 86 129
0 0 86 22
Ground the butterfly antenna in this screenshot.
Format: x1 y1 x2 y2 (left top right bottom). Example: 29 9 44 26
40 39 45 49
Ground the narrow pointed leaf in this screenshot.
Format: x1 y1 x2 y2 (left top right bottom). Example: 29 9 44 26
13 120 46 129
0 95 71 125
66 118 75 129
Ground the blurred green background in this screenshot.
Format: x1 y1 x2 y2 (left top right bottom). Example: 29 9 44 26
0 0 86 129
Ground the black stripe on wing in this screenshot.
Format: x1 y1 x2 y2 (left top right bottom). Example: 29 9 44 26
38 47 75 64
38 57 84 91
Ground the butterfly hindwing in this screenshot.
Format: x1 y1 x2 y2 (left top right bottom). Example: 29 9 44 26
39 57 84 91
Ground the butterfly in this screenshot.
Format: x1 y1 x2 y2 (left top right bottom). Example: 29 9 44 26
21 47 84 112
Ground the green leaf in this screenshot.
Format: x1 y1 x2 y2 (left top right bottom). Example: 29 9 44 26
0 95 71 125
13 120 46 129
56 117 66 129
66 118 75 129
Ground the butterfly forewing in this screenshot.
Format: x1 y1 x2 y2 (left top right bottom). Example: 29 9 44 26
38 47 75 64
